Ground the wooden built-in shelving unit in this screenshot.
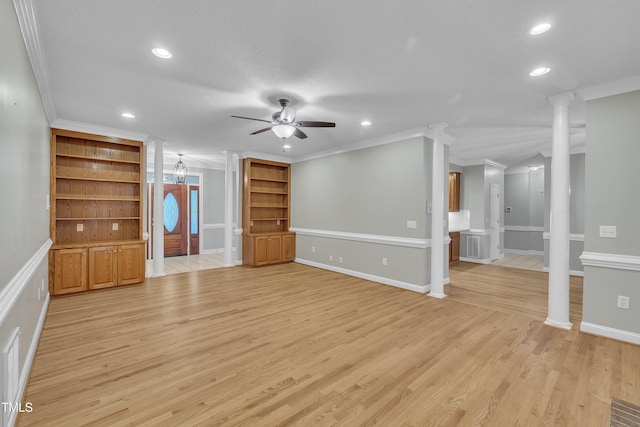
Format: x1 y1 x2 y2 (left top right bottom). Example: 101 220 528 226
242 158 295 266
49 129 146 295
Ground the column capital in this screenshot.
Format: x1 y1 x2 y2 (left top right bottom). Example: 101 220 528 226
548 91 575 108
428 122 448 134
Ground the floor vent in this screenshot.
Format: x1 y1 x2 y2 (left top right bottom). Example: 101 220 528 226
612 398 640 427
2 328 20 426
467 235 480 258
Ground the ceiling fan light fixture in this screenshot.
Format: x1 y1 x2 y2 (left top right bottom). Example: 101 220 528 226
272 124 296 139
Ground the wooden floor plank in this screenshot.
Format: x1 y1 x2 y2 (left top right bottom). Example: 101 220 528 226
18 262 640 426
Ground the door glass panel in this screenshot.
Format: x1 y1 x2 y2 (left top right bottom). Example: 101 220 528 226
190 189 198 234
163 193 179 232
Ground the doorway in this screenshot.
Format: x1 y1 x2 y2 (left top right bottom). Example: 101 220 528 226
150 183 200 257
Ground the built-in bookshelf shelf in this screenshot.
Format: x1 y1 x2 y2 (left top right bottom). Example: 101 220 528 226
242 158 295 267
49 128 146 296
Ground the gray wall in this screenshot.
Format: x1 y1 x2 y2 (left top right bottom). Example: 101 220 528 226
292 137 449 290
189 166 226 251
582 90 640 337
504 168 544 253
543 153 585 273
0 0 51 419
459 163 504 261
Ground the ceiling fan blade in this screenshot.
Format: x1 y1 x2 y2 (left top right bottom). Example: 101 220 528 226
294 128 308 139
231 115 272 123
296 121 336 128
250 127 273 135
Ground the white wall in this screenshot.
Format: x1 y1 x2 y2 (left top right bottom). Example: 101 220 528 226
0 0 51 424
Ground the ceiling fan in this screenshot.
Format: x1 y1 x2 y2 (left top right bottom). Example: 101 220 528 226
231 99 335 140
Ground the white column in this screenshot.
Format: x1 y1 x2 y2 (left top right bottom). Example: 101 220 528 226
223 151 234 267
233 153 242 265
545 92 574 329
429 123 447 298
152 140 165 277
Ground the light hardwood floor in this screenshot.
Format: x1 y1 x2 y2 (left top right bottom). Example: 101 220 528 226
19 262 640 426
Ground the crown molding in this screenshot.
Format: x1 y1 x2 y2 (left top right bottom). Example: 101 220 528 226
577 75 640 101
13 0 56 124
240 151 292 164
484 159 507 170
51 119 149 142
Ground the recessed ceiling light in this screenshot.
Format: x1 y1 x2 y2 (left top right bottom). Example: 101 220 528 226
282 144 291 149
361 120 372 126
529 23 551 35
121 112 135 118
151 48 172 59
529 67 550 77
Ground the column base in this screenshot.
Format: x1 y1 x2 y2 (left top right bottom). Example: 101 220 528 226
544 317 572 330
428 292 447 299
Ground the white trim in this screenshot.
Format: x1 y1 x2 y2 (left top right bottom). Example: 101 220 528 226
485 159 507 170
0 239 52 324
503 249 544 256
504 226 545 232
577 75 640 101
544 318 572 330
240 151 292 164
13 0 56 124
291 227 431 249
459 256 492 264
460 229 490 236
295 258 429 294
200 248 224 254
51 119 148 142
543 232 584 241
580 251 640 272
542 266 584 277
9 292 50 427
203 223 225 230
580 321 640 345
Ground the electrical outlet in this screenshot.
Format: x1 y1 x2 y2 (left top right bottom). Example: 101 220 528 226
112 223 119 231
329 255 333 262
599 225 617 238
617 295 630 310
76 223 83 232
382 257 388 266
312 246 316 253
339 257 343 264
406 220 417 229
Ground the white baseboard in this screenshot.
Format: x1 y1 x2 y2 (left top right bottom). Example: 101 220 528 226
580 321 640 345
295 258 429 294
542 267 584 277
459 257 492 264
8 292 50 427
503 249 544 256
200 248 225 254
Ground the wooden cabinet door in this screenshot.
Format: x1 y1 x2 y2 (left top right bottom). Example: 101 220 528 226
89 246 117 289
53 248 87 294
282 234 295 262
267 235 283 264
118 243 146 286
254 236 269 266
450 232 460 263
449 172 460 212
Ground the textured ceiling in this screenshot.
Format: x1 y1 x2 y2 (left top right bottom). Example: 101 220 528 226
29 0 640 167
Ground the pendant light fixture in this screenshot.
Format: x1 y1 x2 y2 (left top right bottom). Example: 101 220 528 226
174 154 187 184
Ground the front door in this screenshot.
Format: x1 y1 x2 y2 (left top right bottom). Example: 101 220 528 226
162 184 188 257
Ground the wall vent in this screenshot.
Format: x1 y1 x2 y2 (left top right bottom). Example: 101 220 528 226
467 236 480 258
3 328 21 426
